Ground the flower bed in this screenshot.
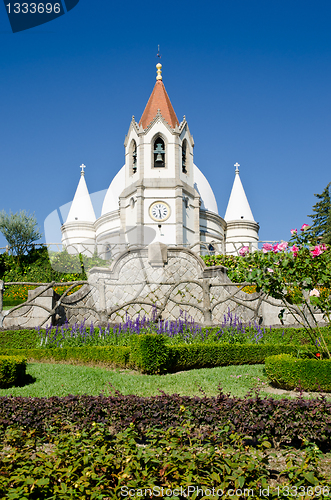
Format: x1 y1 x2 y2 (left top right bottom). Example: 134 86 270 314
2 283 82 306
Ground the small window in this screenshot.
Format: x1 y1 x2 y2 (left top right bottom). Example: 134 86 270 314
154 137 165 168
182 140 187 173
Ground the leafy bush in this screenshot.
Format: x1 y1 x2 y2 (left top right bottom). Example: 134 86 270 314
0 329 39 349
0 340 313 374
202 254 252 282
167 343 311 371
265 354 331 392
0 355 26 388
1 391 331 452
0 343 319 375
0 423 329 497
130 334 169 374
0 346 130 368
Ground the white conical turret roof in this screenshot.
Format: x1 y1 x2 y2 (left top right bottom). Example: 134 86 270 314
66 165 96 223
224 163 255 222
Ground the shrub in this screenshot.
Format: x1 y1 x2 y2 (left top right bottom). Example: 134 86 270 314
0 343 311 374
0 355 26 388
0 346 130 368
167 343 310 371
0 424 328 496
130 334 170 374
1 391 331 451
1 341 323 374
0 329 39 349
265 354 331 392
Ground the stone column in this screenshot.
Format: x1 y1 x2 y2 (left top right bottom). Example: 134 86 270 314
202 278 212 324
136 184 145 245
175 186 183 245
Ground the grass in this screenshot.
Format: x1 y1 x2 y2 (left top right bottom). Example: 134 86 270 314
1 361 328 400
0 362 267 398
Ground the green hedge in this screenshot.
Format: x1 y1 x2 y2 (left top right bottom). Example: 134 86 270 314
167 343 310 371
0 346 130 368
130 334 169 374
265 354 331 392
0 342 319 374
0 355 27 388
1 338 328 375
0 329 39 349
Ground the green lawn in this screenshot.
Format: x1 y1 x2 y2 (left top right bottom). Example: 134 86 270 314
1 361 328 399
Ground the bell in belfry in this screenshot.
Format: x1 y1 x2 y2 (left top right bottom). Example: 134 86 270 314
154 141 165 167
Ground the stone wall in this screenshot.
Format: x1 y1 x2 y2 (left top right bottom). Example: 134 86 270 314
61 243 318 327
0 244 324 328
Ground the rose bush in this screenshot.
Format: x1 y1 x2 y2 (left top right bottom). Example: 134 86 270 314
244 225 331 357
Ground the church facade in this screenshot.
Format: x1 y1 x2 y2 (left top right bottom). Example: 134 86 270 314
61 63 259 258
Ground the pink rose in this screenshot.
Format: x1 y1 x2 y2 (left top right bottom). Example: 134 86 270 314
311 245 323 258
262 243 273 253
239 246 249 256
267 268 274 273
309 288 320 297
290 229 297 235
277 241 288 252
301 224 310 231
272 244 279 253
290 245 299 257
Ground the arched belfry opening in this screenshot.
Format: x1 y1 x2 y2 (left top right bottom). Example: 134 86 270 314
153 137 165 168
129 139 137 175
182 139 188 174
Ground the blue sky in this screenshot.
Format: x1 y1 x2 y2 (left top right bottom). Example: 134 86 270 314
0 0 330 249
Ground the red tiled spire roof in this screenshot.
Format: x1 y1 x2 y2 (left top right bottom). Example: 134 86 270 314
139 74 179 130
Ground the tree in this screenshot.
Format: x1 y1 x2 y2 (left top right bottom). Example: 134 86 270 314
0 210 42 262
325 206 331 245
307 182 331 243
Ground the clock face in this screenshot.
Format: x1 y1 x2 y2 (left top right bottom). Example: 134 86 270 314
149 201 170 221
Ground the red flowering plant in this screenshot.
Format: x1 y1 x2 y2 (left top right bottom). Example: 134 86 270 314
243 224 331 358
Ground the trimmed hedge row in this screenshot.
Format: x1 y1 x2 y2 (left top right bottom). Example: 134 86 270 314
265 354 331 392
167 343 309 372
0 336 318 374
0 346 130 368
0 355 27 388
0 329 39 349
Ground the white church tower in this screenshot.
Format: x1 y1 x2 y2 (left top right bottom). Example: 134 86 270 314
93 62 226 256
224 163 259 254
61 63 258 257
